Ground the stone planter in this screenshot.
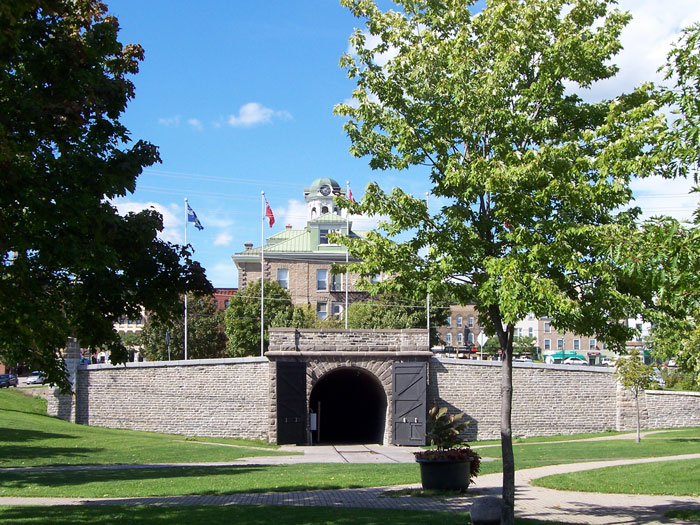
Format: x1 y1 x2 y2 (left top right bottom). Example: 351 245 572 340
416 458 471 491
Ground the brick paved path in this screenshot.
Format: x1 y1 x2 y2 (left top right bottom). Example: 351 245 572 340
2 447 700 524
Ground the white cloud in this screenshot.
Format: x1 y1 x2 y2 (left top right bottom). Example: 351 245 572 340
568 0 700 101
227 102 292 127
113 201 183 244
207 261 238 289
347 30 400 67
158 115 181 127
187 118 203 131
213 232 233 246
279 199 308 229
631 176 698 221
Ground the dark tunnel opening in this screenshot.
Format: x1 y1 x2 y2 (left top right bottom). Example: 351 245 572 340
309 367 387 444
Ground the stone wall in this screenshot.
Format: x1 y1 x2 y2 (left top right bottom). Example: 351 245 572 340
60 358 269 440
429 358 618 441
269 327 429 352
644 390 700 430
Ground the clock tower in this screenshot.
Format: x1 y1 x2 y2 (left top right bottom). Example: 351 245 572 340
303 177 345 222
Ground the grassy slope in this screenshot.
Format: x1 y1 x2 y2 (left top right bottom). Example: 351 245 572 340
0 389 291 468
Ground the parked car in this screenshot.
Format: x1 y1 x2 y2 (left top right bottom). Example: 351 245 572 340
0 374 18 388
601 357 615 367
25 371 46 385
562 357 588 366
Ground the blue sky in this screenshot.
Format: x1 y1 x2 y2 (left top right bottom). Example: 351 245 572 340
109 0 700 289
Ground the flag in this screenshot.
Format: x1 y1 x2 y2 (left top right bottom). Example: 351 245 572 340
265 199 275 228
348 187 355 203
187 203 204 231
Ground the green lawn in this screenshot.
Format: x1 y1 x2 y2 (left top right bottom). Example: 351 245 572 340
532 458 700 496
0 389 292 468
0 505 573 524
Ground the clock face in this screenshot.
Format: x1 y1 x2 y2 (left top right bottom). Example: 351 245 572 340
319 185 331 196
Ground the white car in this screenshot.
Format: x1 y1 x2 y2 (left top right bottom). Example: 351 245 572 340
562 357 588 366
25 371 46 385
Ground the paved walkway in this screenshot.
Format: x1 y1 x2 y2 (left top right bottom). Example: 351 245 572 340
2 444 700 524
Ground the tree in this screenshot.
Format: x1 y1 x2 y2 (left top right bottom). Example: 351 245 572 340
224 280 293 357
335 1 669 521
513 336 538 359
616 350 654 443
139 294 227 361
616 24 700 388
0 0 211 391
346 290 450 345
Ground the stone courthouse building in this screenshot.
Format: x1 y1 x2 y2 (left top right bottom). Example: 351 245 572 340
232 177 374 320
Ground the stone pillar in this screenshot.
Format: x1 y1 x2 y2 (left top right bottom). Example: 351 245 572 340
46 338 80 422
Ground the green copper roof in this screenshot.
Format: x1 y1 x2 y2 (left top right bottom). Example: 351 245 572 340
305 177 342 195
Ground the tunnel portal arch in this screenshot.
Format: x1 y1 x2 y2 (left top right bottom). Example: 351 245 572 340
309 366 387 444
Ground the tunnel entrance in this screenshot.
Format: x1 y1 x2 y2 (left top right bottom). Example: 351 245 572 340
309 367 387 445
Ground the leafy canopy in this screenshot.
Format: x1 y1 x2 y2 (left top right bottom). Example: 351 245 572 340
140 294 227 361
0 0 211 390
335 0 672 520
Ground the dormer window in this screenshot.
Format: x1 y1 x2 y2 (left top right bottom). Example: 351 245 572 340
321 206 329 214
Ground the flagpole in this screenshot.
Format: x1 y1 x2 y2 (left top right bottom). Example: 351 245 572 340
184 197 189 361
426 192 430 352
345 181 350 329
260 191 265 357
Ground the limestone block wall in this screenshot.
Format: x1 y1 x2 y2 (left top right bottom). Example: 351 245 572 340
66 358 269 440
429 358 618 441
644 390 700 429
269 327 429 352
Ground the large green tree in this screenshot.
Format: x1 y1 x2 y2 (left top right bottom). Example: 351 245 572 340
0 0 211 390
140 294 227 361
335 1 670 521
617 24 700 387
224 280 293 357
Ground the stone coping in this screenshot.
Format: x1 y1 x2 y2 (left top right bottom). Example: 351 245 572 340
434 356 614 373
645 389 700 397
79 357 268 370
270 327 425 334
265 351 433 358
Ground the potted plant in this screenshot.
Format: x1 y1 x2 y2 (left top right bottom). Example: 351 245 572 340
414 406 481 491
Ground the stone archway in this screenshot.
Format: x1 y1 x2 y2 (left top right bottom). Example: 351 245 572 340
309 366 386 444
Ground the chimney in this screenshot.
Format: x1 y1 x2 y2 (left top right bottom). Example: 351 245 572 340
286 224 292 230
244 242 253 250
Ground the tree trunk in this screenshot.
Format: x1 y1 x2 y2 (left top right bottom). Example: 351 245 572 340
635 391 641 443
498 325 515 525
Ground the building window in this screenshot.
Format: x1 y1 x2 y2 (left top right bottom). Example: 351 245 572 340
446 333 452 346
589 338 596 350
316 302 328 320
457 316 463 328
446 317 452 328
319 229 329 245
544 321 551 333
557 339 564 350
573 339 580 351
468 333 474 344
528 327 533 337
544 339 551 351
516 327 523 337
224 300 229 309
468 316 474 328
457 333 463 345
331 273 342 292
332 302 343 318
316 269 328 291
277 269 289 289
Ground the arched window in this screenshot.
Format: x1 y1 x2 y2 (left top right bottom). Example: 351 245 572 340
321 206 329 214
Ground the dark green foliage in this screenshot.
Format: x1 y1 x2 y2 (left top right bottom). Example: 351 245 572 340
0 0 211 391
140 294 227 361
426 406 468 451
224 280 293 356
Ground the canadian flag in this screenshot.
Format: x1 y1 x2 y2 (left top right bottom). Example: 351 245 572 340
265 199 275 228
348 187 356 203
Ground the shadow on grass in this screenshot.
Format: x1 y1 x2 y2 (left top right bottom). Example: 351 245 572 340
0 445 101 467
0 505 475 525
0 428 77 443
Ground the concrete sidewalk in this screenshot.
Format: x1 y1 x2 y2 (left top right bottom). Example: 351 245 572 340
2 448 700 524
